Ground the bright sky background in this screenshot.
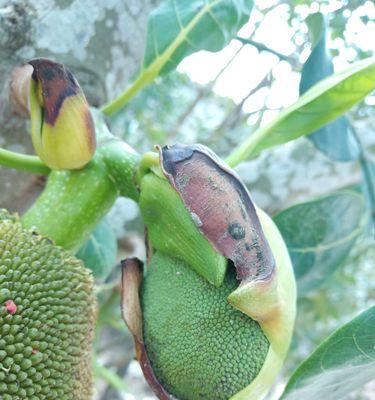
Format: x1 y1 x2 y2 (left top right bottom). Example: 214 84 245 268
178 1 375 123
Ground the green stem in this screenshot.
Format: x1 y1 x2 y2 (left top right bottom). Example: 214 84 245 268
22 157 118 252
100 73 150 117
93 355 128 393
98 139 140 201
0 148 50 174
136 151 160 184
92 107 140 200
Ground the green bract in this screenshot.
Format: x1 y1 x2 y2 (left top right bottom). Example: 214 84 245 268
140 173 227 287
0 210 96 399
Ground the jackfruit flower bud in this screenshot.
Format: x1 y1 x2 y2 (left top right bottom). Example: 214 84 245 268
123 144 297 400
28 58 96 170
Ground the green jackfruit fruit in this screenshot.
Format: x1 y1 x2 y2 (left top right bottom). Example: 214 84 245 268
0 210 96 400
141 251 270 400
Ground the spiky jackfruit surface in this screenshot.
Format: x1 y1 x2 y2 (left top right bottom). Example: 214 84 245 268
0 210 96 399
141 252 270 400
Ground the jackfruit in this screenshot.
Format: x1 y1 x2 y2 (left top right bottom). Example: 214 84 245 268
0 210 96 399
141 251 270 400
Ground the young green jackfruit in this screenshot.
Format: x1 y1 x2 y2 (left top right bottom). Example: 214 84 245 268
141 251 270 400
129 144 296 400
0 210 96 399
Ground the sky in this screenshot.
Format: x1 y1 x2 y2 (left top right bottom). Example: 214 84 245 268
178 1 375 123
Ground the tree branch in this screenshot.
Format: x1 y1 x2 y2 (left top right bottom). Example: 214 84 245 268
235 37 291 61
168 44 245 138
207 72 272 145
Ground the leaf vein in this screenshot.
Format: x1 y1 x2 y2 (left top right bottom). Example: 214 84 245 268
353 334 375 361
288 224 363 253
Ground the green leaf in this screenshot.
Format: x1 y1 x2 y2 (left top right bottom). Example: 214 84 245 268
101 0 253 115
144 0 253 75
281 306 375 400
93 357 128 393
226 56 375 167
273 191 366 296
76 218 117 280
300 13 360 162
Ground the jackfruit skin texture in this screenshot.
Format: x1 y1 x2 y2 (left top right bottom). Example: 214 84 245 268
141 252 270 400
0 210 96 400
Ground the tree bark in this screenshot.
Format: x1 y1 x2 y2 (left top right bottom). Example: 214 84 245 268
0 0 159 211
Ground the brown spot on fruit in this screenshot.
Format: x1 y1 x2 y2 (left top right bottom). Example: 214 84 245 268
228 222 246 240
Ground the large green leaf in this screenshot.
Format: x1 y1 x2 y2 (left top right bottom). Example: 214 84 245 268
281 306 375 400
226 56 375 167
143 0 252 74
76 218 117 280
300 13 360 162
102 0 253 115
273 191 366 296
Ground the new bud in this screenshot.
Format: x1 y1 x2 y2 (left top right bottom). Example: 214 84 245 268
28 58 96 170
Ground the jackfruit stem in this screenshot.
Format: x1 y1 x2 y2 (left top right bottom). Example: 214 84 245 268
21 157 117 252
0 147 50 174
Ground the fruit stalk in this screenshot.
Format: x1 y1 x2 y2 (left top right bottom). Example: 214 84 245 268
21 157 117 252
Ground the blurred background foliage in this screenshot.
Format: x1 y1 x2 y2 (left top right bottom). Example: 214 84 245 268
90 1 375 399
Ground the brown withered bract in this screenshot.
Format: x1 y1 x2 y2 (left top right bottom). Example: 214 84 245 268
28 58 80 126
158 143 275 282
121 258 177 400
27 58 96 170
9 64 33 117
